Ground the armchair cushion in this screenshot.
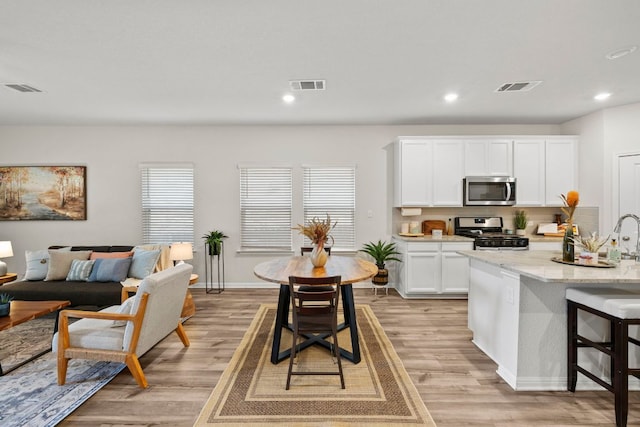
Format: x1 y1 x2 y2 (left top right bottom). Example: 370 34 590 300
52 306 125 352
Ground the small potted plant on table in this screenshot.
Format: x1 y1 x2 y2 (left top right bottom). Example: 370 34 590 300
0 293 13 317
359 240 402 295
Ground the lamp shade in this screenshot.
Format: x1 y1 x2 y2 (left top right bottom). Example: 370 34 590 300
169 242 193 262
0 241 13 258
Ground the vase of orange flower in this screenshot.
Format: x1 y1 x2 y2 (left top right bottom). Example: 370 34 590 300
293 214 336 268
560 190 579 262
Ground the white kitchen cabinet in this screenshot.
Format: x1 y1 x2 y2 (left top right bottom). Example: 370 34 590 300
464 139 513 176
512 136 578 207
393 238 473 298
432 140 464 206
393 139 432 207
513 139 545 205
545 138 578 206
393 138 463 207
405 251 440 294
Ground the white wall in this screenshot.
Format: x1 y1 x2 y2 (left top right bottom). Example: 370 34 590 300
562 102 640 233
0 123 560 284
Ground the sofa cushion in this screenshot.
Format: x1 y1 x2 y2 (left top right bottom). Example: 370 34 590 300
66 259 96 281
88 258 132 282
129 249 161 279
45 250 92 281
71 245 111 253
1 280 122 308
24 249 50 281
90 251 133 260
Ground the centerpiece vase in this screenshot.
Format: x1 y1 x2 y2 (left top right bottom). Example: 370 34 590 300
310 242 329 268
562 223 575 262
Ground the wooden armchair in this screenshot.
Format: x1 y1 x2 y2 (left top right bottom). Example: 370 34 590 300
53 263 193 388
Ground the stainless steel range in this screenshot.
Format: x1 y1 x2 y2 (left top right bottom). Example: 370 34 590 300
454 216 529 250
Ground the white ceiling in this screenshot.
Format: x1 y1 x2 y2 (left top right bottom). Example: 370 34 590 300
1 0 639 126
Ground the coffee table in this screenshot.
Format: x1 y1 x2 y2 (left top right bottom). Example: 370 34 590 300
0 300 71 375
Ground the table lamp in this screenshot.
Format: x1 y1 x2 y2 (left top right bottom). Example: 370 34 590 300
169 242 193 265
0 241 14 276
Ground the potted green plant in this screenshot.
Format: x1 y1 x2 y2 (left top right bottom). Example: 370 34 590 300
202 230 228 256
0 292 13 317
514 210 528 236
359 240 402 289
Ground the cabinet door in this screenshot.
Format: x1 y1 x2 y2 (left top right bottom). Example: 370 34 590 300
464 140 513 176
406 252 440 293
441 252 470 293
432 140 464 206
398 140 432 206
487 140 513 176
464 140 488 176
513 139 545 206
545 138 577 206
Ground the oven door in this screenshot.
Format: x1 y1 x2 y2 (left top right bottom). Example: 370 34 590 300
464 177 516 206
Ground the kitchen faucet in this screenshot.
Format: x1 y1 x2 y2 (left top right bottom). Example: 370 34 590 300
613 213 640 261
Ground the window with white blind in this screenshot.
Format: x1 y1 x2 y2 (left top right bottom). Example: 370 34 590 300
303 166 356 250
239 166 293 250
140 164 194 245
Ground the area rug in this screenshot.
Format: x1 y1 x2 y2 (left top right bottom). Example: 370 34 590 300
194 304 436 426
0 315 125 427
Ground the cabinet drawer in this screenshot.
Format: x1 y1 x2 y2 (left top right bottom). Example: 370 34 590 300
407 242 440 251
442 242 474 251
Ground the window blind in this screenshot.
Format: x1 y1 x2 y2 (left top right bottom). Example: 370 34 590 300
240 167 292 250
140 165 194 245
303 166 356 250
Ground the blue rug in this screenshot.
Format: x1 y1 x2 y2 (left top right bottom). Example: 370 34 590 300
0 352 125 427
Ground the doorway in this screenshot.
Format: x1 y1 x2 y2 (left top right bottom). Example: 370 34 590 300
617 153 640 255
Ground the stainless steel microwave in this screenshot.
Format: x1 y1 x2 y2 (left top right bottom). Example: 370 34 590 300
463 176 516 206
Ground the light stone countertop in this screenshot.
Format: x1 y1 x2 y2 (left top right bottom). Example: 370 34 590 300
393 234 474 242
458 250 640 283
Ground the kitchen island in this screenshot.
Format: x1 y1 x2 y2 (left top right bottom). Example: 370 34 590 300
459 250 640 391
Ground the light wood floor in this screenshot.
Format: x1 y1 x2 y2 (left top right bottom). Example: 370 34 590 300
59 288 639 426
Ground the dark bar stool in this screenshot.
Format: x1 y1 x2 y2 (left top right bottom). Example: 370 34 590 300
566 288 640 427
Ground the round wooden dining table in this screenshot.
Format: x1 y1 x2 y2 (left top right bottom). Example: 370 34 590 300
254 255 378 364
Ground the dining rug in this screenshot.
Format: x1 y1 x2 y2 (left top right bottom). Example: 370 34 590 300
194 304 436 427
0 315 125 427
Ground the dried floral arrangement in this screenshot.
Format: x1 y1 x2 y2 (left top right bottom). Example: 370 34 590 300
560 190 580 225
572 232 610 253
292 214 337 246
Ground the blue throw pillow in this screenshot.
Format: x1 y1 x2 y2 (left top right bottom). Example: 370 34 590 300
88 258 132 282
66 259 96 281
128 249 160 279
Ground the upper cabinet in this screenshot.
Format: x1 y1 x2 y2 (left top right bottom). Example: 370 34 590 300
393 138 463 207
464 139 513 176
393 139 433 207
513 136 578 206
393 135 578 208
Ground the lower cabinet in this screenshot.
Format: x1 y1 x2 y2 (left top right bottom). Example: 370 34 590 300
393 239 473 298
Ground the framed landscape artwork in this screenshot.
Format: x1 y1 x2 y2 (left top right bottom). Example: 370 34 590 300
0 166 87 221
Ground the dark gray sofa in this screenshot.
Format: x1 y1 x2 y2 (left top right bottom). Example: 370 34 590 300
2 245 134 309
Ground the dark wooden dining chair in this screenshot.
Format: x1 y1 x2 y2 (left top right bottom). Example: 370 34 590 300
286 275 345 390
300 246 331 256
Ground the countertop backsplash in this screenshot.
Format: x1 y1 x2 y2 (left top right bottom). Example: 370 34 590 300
392 206 600 238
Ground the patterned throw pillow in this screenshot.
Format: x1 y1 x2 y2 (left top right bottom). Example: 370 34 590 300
128 249 161 279
66 259 96 281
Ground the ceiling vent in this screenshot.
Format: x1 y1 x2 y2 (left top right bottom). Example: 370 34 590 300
289 80 326 91
4 84 43 93
495 81 542 93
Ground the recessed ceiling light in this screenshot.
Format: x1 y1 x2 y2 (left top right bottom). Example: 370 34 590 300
282 94 295 103
605 46 637 60
444 93 458 102
594 92 611 101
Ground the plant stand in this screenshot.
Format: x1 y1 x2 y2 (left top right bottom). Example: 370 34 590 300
205 242 225 294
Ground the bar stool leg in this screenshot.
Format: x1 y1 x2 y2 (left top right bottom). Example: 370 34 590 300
614 319 629 427
567 300 578 392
